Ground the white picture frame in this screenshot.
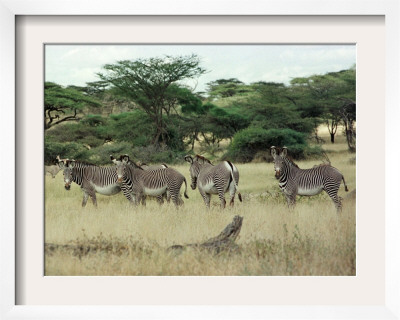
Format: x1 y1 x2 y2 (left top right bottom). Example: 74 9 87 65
1 1 399 319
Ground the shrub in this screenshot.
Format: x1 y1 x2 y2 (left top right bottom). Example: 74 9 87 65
226 127 319 162
45 121 104 148
44 139 89 164
86 142 133 165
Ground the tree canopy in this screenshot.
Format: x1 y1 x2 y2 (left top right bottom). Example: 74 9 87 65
97 54 206 146
44 54 356 164
44 82 101 130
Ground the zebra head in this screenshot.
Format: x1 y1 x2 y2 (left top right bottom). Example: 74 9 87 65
110 154 129 184
270 146 288 179
59 159 75 190
184 154 211 190
185 155 201 190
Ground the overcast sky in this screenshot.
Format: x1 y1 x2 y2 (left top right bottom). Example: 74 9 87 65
45 44 356 92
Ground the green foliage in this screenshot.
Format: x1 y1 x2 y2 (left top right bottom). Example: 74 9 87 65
97 54 206 145
44 63 354 164
104 111 154 147
86 142 133 165
227 127 319 162
44 139 89 164
46 122 104 148
44 82 101 130
80 114 108 127
206 78 252 99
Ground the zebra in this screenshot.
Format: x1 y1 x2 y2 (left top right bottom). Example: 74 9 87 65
45 164 61 178
184 155 242 209
111 154 188 207
58 159 122 207
110 155 171 204
139 162 169 203
270 146 349 211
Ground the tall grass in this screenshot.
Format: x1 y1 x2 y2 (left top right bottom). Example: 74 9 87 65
45 134 356 276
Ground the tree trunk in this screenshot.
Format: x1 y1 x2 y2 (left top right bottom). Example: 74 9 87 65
330 133 335 143
168 215 243 254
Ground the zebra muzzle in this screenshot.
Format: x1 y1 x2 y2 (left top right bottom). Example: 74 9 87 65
117 177 123 183
275 170 281 179
64 183 71 190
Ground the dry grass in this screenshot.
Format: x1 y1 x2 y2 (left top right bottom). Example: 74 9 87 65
45 132 356 276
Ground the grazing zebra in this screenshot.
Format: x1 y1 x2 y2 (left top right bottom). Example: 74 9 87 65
58 159 121 207
184 155 242 209
270 146 349 212
111 155 188 207
45 164 61 178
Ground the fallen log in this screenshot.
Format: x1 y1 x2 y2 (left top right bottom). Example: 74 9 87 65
168 215 243 254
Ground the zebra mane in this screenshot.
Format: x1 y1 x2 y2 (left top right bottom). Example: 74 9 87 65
68 160 114 168
285 157 299 168
195 154 212 164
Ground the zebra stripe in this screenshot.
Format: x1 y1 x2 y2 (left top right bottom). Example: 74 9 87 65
271 146 348 212
59 160 124 207
185 155 242 209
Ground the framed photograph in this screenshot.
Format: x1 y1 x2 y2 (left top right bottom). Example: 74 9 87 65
1 0 399 319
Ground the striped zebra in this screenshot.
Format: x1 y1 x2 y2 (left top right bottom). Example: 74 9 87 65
270 146 349 211
111 155 188 207
58 159 122 207
110 155 170 205
184 155 242 209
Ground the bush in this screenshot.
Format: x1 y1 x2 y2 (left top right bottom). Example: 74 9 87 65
44 139 89 164
104 111 154 147
226 127 319 162
45 121 105 148
129 145 187 165
86 142 133 165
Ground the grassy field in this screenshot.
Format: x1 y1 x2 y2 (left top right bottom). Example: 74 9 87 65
45 130 356 276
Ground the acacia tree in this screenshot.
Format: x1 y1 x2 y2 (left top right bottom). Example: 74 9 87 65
290 67 356 145
97 54 206 146
44 82 101 130
206 78 251 99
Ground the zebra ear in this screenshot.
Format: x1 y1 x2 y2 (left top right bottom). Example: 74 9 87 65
58 161 65 169
121 155 129 163
69 160 76 168
184 155 193 164
281 147 288 157
270 146 277 159
110 155 118 164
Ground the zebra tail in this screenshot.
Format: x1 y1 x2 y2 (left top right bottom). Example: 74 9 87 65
183 177 189 199
227 161 242 202
342 176 349 192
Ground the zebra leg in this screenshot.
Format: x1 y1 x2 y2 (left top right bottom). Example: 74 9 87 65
199 190 211 208
121 186 134 204
285 194 296 209
217 187 227 209
325 188 343 212
141 196 146 206
228 182 236 206
330 194 343 212
156 195 164 205
86 189 97 207
170 192 181 207
82 191 89 207
91 193 98 207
